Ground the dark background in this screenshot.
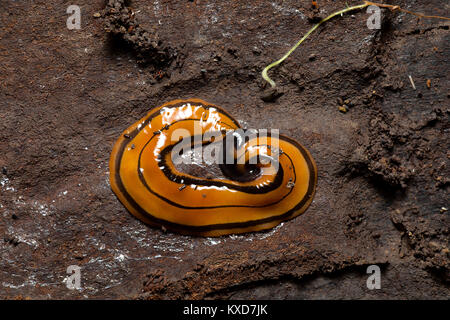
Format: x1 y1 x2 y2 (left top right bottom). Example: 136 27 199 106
0 0 448 299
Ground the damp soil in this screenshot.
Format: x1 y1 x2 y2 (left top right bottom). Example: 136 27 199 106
0 0 449 299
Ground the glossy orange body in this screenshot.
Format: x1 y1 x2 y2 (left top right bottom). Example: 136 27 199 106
109 99 317 236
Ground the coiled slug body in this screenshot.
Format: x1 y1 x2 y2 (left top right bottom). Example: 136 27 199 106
109 99 317 236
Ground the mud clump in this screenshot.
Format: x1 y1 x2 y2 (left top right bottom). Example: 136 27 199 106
104 0 175 67
391 207 449 282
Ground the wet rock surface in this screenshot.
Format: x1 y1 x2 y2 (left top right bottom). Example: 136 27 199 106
0 0 448 299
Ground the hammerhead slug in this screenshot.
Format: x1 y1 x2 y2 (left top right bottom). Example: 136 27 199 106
109 99 317 236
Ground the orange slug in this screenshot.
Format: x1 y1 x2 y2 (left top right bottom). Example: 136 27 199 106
109 99 317 236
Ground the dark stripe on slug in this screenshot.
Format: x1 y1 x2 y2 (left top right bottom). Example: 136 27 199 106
124 100 241 142
135 137 289 209
151 135 285 193
134 126 290 208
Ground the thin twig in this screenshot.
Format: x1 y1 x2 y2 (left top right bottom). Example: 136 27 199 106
262 1 450 88
262 3 368 88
